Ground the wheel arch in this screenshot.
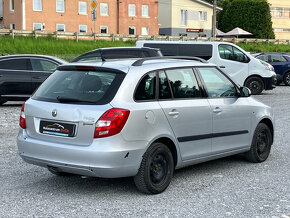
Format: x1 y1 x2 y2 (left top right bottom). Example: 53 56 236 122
259 118 274 143
244 74 265 87
154 137 178 168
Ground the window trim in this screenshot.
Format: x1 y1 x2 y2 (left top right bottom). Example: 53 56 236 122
10 0 15 12
141 27 149 35
78 1 87 15
128 26 136 35
141 5 149 17
100 3 108 16
128 4 136 17
56 0 65 13
33 23 44 31
79 24 88 33
56 23 66 32
100 25 108 34
33 0 42 12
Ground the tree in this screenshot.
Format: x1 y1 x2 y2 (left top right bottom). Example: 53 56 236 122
217 0 275 39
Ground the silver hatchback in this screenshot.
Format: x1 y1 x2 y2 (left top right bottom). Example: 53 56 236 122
17 57 274 194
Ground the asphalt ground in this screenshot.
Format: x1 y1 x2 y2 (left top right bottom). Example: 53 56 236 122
0 86 289 217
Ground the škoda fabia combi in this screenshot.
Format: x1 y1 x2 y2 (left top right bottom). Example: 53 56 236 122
17 57 274 194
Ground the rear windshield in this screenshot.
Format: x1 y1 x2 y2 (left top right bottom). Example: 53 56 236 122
143 43 213 60
32 70 125 104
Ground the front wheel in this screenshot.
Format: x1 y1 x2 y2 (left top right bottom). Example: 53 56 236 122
134 142 174 194
245 123 272 163
283 71 290 86
245 76 264 95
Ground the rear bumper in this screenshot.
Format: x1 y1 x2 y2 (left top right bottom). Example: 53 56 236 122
263 75 277 90
17 130 146 178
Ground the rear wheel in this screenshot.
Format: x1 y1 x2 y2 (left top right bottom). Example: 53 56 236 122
134 142 174 194
283 71 290 86
245 76 264 95
245 123 272 163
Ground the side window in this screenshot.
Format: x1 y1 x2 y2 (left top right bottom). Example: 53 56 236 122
166 68 201 98
159 71 172 99
0 58 30 70
219 45 247 63
256 55 269 62
198 67 237 98
30 59 58 72
78 51 101 62
135 72 156 101
270 54 287 62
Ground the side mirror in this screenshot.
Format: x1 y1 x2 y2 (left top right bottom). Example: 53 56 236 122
240 86 251 97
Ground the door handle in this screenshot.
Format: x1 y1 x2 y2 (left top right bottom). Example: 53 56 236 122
219 66 226 68
213 107 222 113
32 76 42 79
168 111 179 116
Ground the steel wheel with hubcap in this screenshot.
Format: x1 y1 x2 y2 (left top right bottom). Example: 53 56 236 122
245 123 272 163
283 71 290 86
134 142 174 194
245 76 264 95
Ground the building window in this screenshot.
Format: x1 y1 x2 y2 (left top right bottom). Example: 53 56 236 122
56 24 65 31
10 0 14 11
100 3 108 16
10 23 15 29
79 1 87 14
33 23 43 31
181 10 187 26
142 5 149 17
199 11 207 21
128 4 136 17
79 25 87 33
56 0 65 13
100 26 108 34
33 0 42 11
141 27 149 35
129 26 136 35
271 7 290 18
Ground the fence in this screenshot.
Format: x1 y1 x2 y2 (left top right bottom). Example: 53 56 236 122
0 29 290 44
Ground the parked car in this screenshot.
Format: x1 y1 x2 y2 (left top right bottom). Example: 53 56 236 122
136 41 277 95
253 53 290 86
0 55 67 105
17 56 274 194
71 47 162 62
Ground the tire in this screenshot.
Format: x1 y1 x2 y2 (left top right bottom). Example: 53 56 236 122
134 142 174 194
245 123 272 163
245 76 264 95
47 167 73 176
283 71 290 86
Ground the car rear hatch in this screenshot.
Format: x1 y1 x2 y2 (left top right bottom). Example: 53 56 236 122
24 66 126 146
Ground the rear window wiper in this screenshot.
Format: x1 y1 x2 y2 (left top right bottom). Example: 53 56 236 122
56 96 95 103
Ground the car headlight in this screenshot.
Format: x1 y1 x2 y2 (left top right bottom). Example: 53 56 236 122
260 60 274 71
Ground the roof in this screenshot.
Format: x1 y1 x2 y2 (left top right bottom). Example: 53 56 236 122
0 54 67 64
193 0 223 10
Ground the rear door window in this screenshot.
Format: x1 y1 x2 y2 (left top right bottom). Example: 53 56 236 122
0 58 31 70
32 69 125 104
30 59 58 72
270 54 287 62
165 68 201 98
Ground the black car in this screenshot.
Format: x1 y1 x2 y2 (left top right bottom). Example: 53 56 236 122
0 55 67 105
71 47 162 62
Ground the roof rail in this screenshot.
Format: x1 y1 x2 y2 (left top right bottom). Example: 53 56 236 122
131 56 208 66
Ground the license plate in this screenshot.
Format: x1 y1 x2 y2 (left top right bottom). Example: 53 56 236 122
39 121 76 137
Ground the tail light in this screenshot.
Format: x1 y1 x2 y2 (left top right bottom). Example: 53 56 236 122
19 102 26 129
94 108 130 138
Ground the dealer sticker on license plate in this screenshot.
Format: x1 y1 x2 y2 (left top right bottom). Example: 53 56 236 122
39 121 76 137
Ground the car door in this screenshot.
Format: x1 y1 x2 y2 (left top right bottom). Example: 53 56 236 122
215 44 249 85
269 54 287 75
197 67 251 154
30 58 59 92
158 68 212 161
0 58 32 98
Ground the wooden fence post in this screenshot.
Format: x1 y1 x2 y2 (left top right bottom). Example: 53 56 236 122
55 31 58 40
10 29 15 39
75 32 78 42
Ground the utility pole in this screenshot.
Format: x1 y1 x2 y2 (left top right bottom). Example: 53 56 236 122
212 0 217 38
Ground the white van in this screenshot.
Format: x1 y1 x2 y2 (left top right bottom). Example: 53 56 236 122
136 41 277 95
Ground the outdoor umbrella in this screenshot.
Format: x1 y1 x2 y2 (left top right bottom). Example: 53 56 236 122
225 27 252 38
216 29 226 37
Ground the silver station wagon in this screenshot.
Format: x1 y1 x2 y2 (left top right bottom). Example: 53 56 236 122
17 57 274 194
